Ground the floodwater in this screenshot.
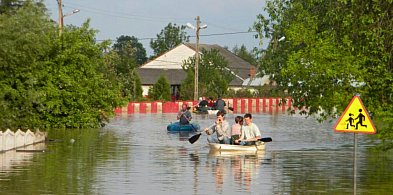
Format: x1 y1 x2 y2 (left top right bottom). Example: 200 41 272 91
0 112 392 194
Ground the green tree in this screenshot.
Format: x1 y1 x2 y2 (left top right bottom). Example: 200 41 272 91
179 69 195 100
182 48 234 98
110 36 144 101
253 0 393 148
113 35 147 66
0 0 24 14
0 1 55 129
232 44 258 66
0 2 124 129
150 23 189 57
148 75 171 101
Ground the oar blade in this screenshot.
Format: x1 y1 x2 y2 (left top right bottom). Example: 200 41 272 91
188 133 202 144
259 137 272 142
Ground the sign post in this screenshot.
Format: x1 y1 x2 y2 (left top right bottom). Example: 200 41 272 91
333 95 376 194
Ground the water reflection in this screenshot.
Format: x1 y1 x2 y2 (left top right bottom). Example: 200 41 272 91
0 143 46 177
207 150 266 193
0 113 392 194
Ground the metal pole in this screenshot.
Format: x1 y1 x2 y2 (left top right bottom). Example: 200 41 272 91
194 16 200 101
353 133 357 195
57 0 63 34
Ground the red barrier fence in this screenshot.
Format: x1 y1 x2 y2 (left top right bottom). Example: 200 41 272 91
115 98 292 115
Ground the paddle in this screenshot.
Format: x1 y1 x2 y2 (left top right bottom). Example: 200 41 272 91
188 124 215 144
178 112 199 132
259 137 272 142
189 134 272 144
188 132 202 144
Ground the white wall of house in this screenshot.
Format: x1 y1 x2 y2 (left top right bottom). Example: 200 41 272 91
141 44 195 69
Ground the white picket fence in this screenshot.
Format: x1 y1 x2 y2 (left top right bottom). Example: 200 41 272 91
0 129 47 152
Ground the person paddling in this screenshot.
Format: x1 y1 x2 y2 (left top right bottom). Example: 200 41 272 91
177 104 192 125
204 110 231 144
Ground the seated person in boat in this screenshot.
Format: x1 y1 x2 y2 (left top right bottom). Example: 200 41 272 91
204 110 231 144
231 116 243 144
214 96 226 113
207 97 215 109
196 97 209 113
177 104 192 125
235 113 261 146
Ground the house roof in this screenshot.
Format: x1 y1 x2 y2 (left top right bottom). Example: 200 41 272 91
137 69 187 85
138 43 255 86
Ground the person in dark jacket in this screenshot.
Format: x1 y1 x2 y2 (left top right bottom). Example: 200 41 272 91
214 97 226 113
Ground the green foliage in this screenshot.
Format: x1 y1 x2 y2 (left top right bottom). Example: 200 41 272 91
148 75 171 101
0 1 55 129
105 36 144 101
0 2 124 129
0 0 24 14
113 35 147 66
182 48 234 98
253 0 393 144
179 69 195 100
232 44 258 65
150 23 189 57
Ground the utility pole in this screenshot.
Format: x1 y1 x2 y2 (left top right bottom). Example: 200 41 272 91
187 16 206 101
194 16 201 101
57 0 63 34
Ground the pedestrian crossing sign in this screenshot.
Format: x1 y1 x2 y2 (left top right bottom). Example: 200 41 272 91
334 96 376 134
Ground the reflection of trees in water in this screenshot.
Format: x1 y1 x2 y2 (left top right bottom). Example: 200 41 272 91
0 128 122 194
207 151 264 192
361 149 393 193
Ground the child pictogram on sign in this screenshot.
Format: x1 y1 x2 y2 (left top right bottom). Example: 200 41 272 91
346 113 355 129
355 109 367 129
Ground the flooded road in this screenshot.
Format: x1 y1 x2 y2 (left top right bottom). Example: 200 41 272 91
1 112 392 194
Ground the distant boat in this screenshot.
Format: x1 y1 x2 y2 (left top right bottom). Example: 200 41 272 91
167 122 200 132
207 110 219 115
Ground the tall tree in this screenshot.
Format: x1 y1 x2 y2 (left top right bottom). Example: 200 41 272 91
150 23 189 57
253 0 393 148
0 0 23 14
113 35 147 66
111 35 144 101
182 48 234 98
0 2 124 129
232 44 258 66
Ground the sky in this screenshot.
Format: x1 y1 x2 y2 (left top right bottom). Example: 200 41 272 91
44 0 269 56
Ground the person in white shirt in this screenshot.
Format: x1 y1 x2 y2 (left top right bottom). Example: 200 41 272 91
235 113 261 145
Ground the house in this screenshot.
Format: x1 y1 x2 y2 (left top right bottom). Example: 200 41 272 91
137 43 264 98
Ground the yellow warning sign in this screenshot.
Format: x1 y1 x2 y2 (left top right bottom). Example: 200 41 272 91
334 96 376 134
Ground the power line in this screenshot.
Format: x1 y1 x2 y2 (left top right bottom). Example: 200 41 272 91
96 31 257 42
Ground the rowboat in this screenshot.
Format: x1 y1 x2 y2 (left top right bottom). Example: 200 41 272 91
207 110 219 115
209 141 265 152
208 149 265 157
166 122 200 132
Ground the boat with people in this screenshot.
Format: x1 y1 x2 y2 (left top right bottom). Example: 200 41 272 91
166 122 200 132
208 148 265 157
208 141 266 152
